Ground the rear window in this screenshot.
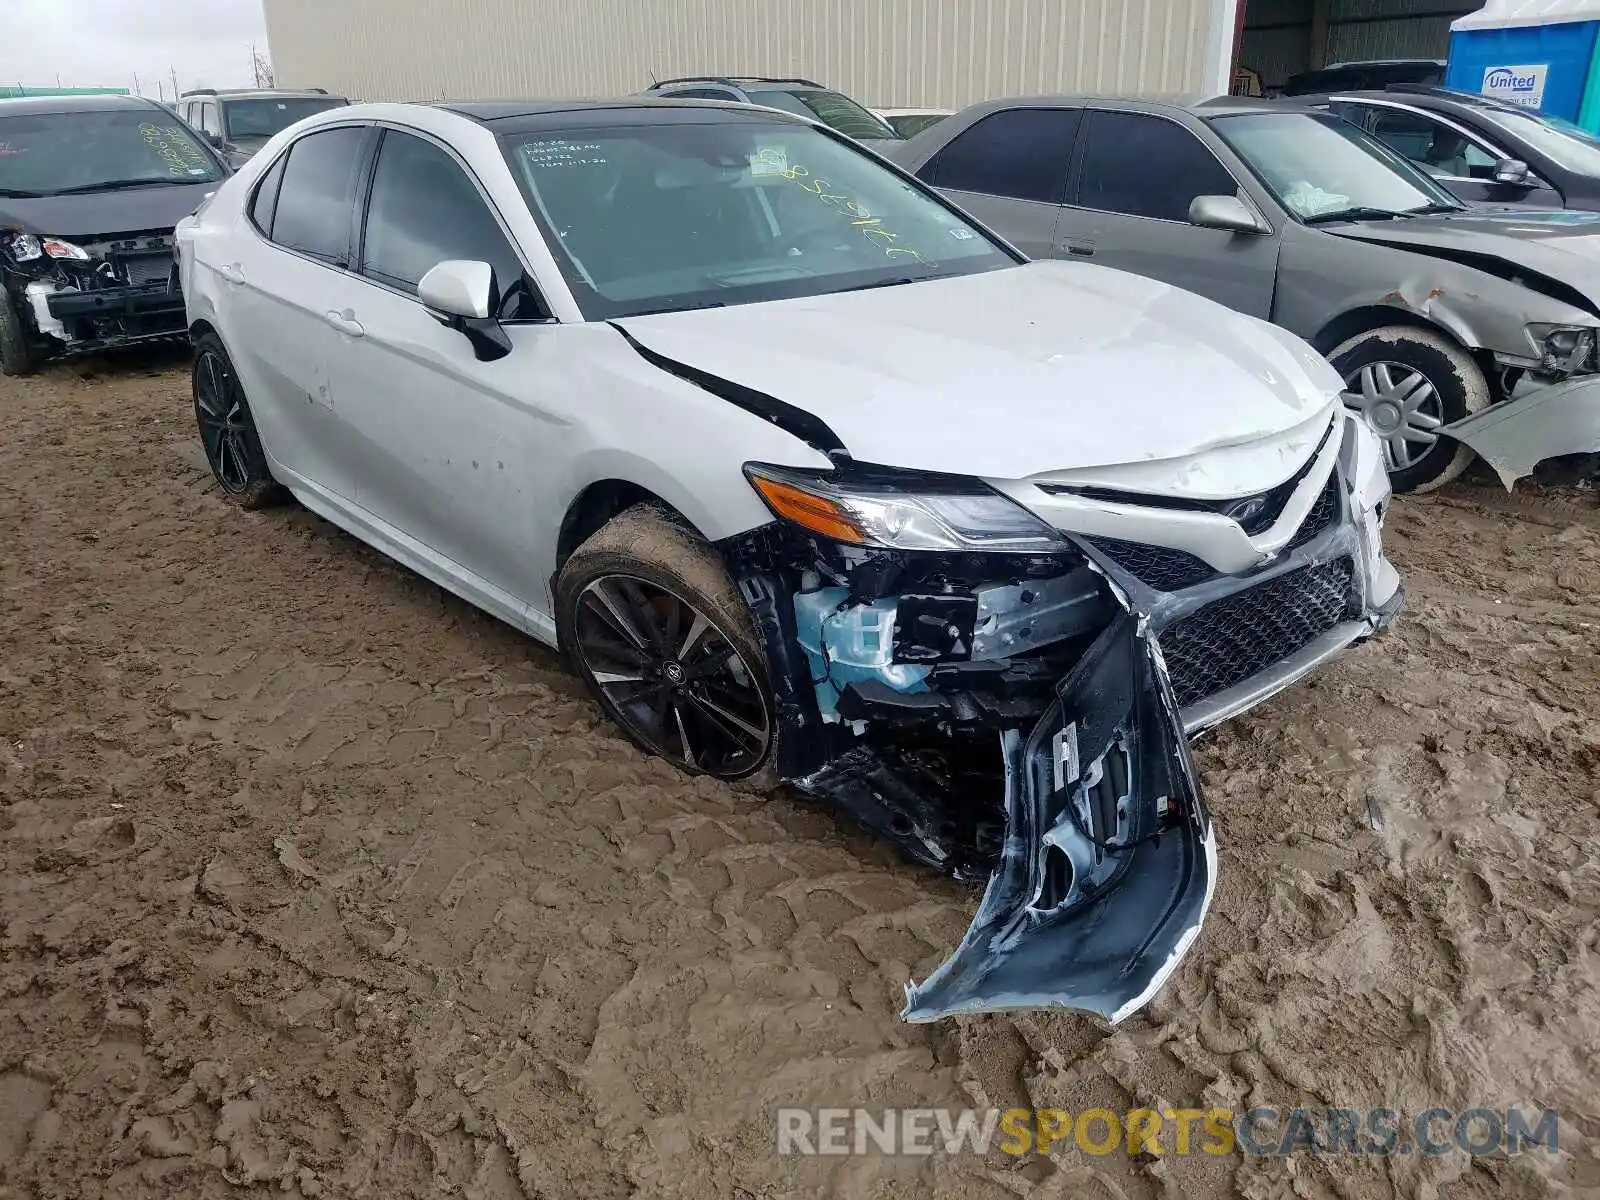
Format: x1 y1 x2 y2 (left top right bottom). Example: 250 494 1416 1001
744 88 900 140
268 125 365 263
222 97 347 141
0 108 223 196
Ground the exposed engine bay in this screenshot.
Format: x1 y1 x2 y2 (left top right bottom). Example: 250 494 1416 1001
717 413 1401 1023
1 229 187 359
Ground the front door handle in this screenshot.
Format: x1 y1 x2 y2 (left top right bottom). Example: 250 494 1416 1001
1063 243 1095 258
218 262 245 285
323 310 364 338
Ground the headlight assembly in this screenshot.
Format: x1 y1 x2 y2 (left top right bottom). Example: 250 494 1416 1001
4 233 91 265
1528 323 1599 377
744 462 1067 552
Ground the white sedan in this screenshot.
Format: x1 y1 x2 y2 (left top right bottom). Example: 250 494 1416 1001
177 98 1401 1024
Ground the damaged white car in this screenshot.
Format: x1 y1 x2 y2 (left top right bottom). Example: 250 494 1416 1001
178 99 1403 1023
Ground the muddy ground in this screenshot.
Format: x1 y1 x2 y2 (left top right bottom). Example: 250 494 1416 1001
1 355 1597 1200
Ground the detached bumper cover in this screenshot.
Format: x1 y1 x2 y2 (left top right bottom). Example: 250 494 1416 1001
904 616 1214 1023
1445 374 1600 487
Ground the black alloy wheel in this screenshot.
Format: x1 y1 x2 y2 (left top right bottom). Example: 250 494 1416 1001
571 572 773 779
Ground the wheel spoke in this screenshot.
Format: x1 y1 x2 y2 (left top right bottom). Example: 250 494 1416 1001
678 611 711 661
1408 409 1442 431
614 577 667 650
584 581 653 654
591 669 646 685
1394 373 1434 406
672 703 696 767
686 690 765 752
1386 434 1412 468
1399 426 1438 446
1372 362 1395 393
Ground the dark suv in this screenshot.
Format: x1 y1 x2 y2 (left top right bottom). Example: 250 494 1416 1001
0 93 228 374
638 76 902 147
178 88 350 167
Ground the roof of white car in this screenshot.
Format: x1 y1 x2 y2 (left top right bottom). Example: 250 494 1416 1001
432 97 811 128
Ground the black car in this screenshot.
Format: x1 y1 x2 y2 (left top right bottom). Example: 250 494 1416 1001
1282 59 1445 96
0 93 228 375
177 88 350 168
1307 86 1600 210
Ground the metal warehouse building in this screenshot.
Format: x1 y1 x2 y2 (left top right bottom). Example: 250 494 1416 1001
263 0 1484 107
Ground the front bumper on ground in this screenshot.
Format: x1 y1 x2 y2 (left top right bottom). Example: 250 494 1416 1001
1445 372 1600 487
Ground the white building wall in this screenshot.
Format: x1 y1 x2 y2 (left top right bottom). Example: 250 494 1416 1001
263 0 1229 109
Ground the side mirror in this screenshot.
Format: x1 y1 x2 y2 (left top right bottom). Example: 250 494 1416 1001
418 259 511 361
1493 158 1531 185
204 131 223 148
1188 193 1267 234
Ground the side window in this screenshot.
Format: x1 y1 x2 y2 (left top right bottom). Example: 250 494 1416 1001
359 130 537 317
1370 111 1499 179
270 126 366 263
200 102 221 138
918 108 1080 204
249 152 289 235
1076 110 1238 222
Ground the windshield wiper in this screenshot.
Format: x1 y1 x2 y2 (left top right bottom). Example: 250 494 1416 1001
834 273 947 293
622 300 728 318
1302 206 1407 225
1403 201 1467 216
48 177 198 195
0 187 46 198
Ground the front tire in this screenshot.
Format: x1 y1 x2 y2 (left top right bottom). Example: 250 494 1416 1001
192 331 285 510
555 505 782 790
1331 325 1488 494
0 294 36 377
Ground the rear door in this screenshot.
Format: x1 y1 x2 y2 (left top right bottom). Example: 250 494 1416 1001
1056 108 1279 316
223 124 370 499
917 106 1082 259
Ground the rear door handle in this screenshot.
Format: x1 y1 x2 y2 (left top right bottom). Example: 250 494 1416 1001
1063 244 1095 258
218 262 245 285
323 310 364 338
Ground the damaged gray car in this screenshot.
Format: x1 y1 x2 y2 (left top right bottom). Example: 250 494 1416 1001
179 98 1404 1023
893 95 1600 491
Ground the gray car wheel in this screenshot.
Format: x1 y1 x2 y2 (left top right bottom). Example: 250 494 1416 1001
1330 325 1487 494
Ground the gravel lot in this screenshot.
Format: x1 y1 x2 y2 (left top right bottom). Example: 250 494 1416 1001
2 354 1598 1199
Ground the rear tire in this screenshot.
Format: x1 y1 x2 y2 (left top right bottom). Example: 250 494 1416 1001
1331 325 1487 494
0 294 36 377
555 505 783 791
192 331 285 510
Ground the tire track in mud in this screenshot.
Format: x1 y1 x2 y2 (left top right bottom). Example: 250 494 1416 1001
3 360 1598 1198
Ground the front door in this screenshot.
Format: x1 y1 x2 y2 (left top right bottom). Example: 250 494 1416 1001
1054 108 1279 317
921 106 1083 259
317 127 554 609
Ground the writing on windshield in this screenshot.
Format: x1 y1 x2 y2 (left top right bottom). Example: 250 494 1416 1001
140 122 215 177
750 145 931 265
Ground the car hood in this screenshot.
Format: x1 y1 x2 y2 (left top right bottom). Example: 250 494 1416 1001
0 182 218 241
614 260 1343 488
1325 208 1600 307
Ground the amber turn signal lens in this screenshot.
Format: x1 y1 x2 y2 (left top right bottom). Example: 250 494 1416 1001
747 475 867 544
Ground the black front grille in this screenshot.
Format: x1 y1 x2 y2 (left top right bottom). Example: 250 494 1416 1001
1160 557 1355 709
1286 475 1340 553
1084 537 1218 591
